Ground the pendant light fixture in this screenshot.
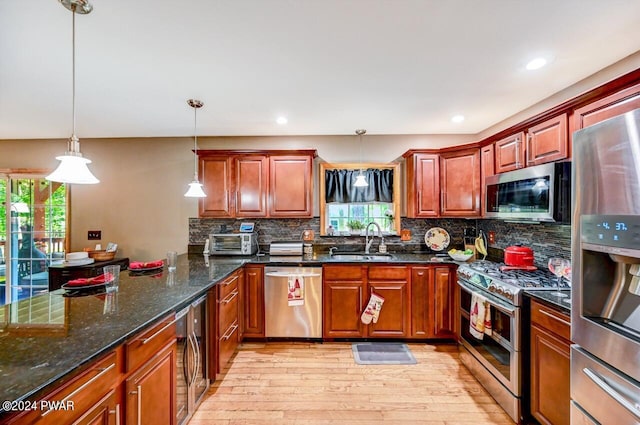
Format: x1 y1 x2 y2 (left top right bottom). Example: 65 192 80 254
353 129 369 187
46 0 99 184
184 99 207 198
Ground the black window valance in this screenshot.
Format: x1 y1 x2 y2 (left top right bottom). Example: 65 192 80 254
325 168 394 203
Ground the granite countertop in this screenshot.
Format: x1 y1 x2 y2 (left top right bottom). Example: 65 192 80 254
0 254 245 415
525 289 572 314
249 251 458 265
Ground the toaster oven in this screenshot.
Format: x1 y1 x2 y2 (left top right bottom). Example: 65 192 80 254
209 233 257 255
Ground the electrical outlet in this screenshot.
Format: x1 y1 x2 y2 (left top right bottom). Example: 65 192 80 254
488 231 496 244
88 230 102 240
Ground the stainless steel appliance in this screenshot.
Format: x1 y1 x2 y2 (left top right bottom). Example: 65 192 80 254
457 260 566 423
264 266 322 338
176 295 209 425
485 161 571 222
209 233 257 256
571 109 640 425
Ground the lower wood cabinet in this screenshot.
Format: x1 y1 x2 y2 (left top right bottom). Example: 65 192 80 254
243 265 264 338
529 299 571 425
72 389 118 425
323 264 454 340
125 341 176 425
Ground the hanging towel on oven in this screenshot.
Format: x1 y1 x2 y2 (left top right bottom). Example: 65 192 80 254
469 293 492 340
287 275 305 306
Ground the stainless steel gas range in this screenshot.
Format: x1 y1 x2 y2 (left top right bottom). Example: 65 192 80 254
456 260 567 424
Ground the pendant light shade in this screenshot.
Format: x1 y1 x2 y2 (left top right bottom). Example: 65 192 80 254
47 0 99 184
185 99 206 198
354 129 369 187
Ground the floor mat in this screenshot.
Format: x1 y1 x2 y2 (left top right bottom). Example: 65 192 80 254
352 342 417 365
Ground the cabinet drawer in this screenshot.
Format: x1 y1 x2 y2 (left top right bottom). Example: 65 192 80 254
531 300 571 341
368 266 408 280
219 319 239 370
36 350 119 424
218 287 239 334
126 314 176 372
217 271 240 300
323 265 363 280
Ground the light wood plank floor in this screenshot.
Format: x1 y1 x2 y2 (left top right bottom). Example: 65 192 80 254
190 342 515 425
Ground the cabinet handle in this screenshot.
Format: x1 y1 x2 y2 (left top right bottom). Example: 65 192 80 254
538 309 571 327
136 385 142 425
221 275 238 286
109 403 121 425
515 137 521 168
220 290 238 304
583 367 640 420
417 271 425 276
222 323 238 340
41 362 116 416
141 316 178 345
526 134 534 165
190 332 200 386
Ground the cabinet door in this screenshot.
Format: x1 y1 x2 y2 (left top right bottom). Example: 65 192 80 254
243 265 264 338
269 155 313 217
234 156 268 217
410 267 433 338
367 282 410 338
495 132 526 173
440 149 481 217
530 325 570 425
526 114 568 166
432 267 454 338
72 390 118 425
407 153 440 218
323 281 365 338
573 82 640 130
200 156 233 217
126 341 176 425
480 144 495 217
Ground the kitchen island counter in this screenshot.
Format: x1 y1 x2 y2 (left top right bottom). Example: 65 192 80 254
0 254 244 417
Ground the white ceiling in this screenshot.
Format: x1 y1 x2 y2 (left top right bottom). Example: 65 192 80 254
1 0 640 139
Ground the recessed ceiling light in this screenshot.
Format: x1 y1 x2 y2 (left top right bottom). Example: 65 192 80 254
526 57 547 70
276 116 288 125
451 115 465 123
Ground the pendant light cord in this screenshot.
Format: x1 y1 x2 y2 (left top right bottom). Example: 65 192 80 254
71 4 76 139
193 105 198 180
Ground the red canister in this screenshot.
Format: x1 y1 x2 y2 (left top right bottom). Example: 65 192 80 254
504 245 535 267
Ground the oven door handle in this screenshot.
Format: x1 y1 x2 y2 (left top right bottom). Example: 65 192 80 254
457 280 516 316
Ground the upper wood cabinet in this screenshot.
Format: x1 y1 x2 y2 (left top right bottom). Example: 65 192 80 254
440 148 481 217
494 114 568 173
406 153 440 218
572 82 640 130
198 150 316 218
480 144 495 217
269 155 313 217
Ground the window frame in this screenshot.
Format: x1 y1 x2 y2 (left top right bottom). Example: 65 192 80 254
319 162 400 236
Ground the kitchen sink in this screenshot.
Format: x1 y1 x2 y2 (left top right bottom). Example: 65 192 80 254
330 252 394 261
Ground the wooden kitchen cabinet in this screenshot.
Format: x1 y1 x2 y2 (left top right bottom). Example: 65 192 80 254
199 150 316 218
323 265 366 338
572 81 640 131
480 144 495 217
495 131 526 173
529 299 571 425
243 265 265 338
439 148 481 217
72 390 118 425
525 114 568 166
216 270 241 374
269 155 313 217
125 341 176 425
367 266 411 338
410 266 454 339
405 153 440 218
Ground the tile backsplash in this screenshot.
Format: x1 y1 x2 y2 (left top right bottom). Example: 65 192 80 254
190 217 571 264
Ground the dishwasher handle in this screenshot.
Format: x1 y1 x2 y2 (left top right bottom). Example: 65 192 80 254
265 272 321 278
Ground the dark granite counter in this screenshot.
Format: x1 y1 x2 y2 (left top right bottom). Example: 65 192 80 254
249 252 458 265
0 254 246 415
525 289 572 314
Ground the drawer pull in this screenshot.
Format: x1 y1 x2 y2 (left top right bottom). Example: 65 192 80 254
220 290 238 304
222 275 238 286
109 403 121 425
41 362 116 416
222 323 238 341
538 309 571 327
583 367 640 420
141 316 178 345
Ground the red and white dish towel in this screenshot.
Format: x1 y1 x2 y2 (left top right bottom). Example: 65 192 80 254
287 275 304 306
469 293 492 340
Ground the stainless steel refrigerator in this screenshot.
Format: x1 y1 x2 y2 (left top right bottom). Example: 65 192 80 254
571 108 640 424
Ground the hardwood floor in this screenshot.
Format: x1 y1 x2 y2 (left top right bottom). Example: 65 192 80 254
190 342 514 424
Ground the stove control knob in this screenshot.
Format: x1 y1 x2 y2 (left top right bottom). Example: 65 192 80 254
504 289 513 300
488 284 496 293
496 286 504 295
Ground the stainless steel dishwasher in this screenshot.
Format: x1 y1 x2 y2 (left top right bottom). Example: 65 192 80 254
264 266 323 338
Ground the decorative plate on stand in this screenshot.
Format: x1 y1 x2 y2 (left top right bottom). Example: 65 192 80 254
424 227 450 251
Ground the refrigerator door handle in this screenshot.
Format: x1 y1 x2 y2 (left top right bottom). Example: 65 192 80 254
583 367 640 420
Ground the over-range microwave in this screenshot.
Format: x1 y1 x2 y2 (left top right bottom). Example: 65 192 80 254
485 161 571 223
209 233 258 255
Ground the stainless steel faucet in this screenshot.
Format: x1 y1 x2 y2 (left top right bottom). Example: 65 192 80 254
365 222 382 254
329 246 338 256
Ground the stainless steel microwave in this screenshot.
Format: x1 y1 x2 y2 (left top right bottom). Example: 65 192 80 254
209 233 257 255
485 161 571 223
